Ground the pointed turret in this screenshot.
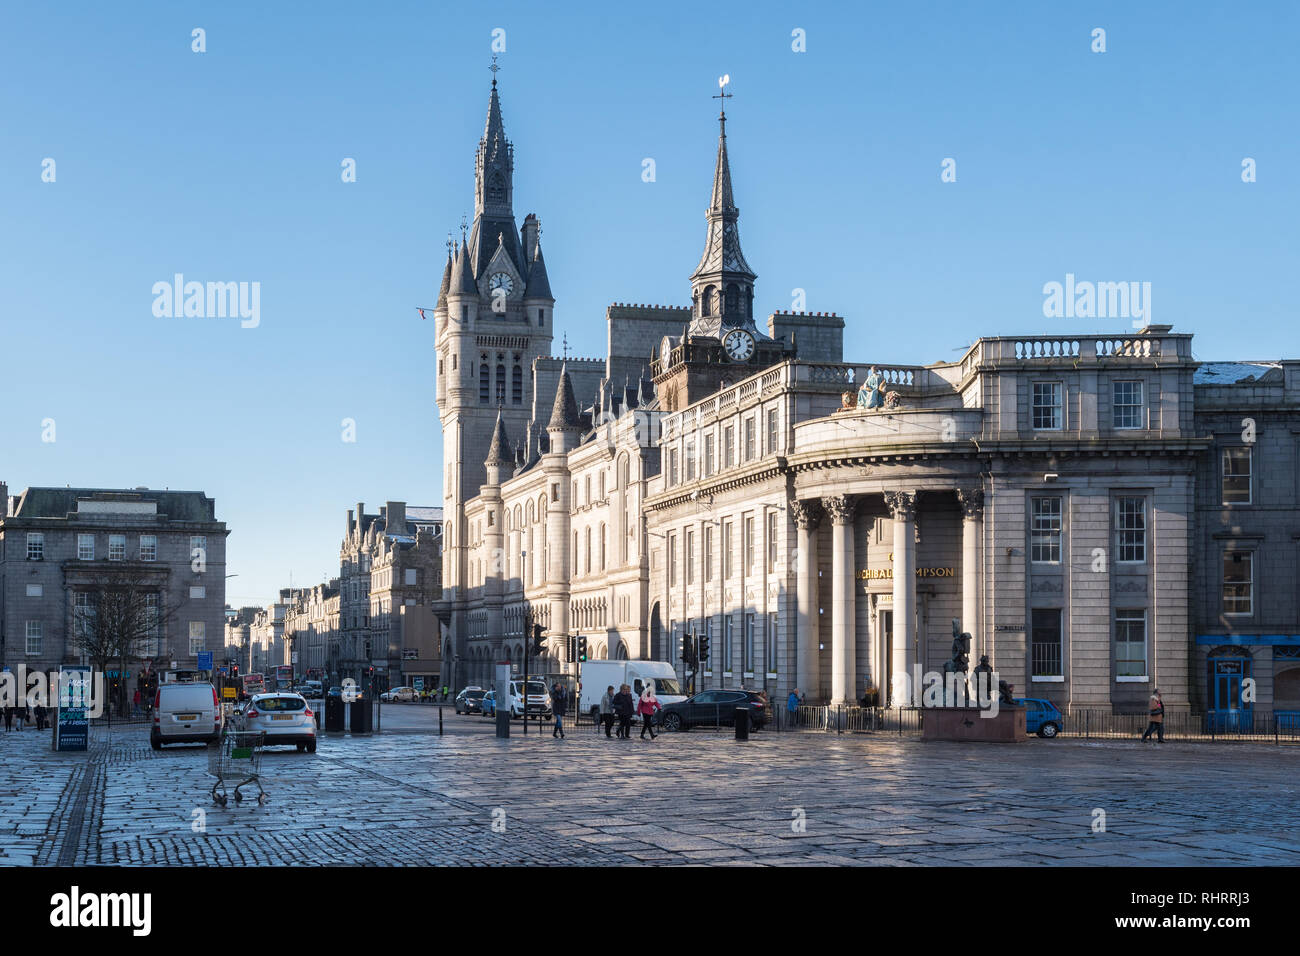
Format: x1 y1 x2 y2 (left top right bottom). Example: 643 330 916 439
524 240 553 300
546 364 582 454
485 408 511 485
452 239 478 296
435 246 452 313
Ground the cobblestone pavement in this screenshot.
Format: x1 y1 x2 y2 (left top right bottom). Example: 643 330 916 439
3 718 1299 866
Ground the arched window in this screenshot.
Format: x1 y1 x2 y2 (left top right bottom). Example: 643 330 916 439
479 364 490 404
512 364 523 405
585 527 592 574
496 362 506 404
599 522 606 571
702 285 715 316
725 283 739 315
487 171 506 204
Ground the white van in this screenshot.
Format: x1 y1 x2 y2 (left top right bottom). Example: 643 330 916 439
502 679 552 719
151 680 223 749
578 661 686 717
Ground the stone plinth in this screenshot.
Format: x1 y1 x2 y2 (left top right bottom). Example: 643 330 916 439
921 706 1025 742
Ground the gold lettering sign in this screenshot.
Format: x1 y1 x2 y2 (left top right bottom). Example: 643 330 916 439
857 567 954 580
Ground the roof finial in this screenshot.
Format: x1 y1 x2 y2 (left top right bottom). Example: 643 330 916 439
561 332 570 361
489 54 501 88
460 214 468 243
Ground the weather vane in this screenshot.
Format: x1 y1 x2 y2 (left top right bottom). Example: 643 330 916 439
489 55 500 83
561 332 570 361
713 73 732 117
460 214 468 243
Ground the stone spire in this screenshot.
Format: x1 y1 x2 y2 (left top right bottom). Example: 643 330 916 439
690 107 755 284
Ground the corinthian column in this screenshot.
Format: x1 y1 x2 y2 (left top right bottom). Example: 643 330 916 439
822 494 857 706
791 499 823 701
957 487 984 663
883 490 917 707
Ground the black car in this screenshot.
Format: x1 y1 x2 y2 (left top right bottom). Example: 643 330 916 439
455 687 487 714
658 689 767 731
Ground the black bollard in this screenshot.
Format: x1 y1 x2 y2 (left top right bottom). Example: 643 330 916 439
735 707 750 741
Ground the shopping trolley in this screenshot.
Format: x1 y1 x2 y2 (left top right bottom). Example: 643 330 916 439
208 729 267 807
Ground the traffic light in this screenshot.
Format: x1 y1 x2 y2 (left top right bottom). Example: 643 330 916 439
681 632 697 667
577 636 588 663
532 623 546 655
698 632 710 664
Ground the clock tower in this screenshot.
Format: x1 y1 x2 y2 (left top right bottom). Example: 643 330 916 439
652 92 791 412
434 67 555 604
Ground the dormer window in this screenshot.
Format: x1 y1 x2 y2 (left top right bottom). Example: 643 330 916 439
487 171 506 204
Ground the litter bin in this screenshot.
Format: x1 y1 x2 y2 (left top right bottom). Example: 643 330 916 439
350 696 373 734
324 695 345 732
734 707 750 740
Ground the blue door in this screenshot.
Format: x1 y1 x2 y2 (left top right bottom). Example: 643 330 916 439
1208 656 1252 731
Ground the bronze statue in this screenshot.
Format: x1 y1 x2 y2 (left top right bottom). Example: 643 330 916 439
941 618 973 703
972 654 994 702
998 680 1016 707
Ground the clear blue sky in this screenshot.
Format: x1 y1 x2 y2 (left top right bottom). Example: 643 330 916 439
2 1 1296 607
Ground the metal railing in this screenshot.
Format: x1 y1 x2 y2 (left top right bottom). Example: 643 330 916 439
1062 709 1300 743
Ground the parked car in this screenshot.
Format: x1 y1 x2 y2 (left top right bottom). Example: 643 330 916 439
658 689 767 732
240 692 317 752
455 687 487 714
1014 698 1063 738
151 680 223 749
481 689 496 717
380 686 417 703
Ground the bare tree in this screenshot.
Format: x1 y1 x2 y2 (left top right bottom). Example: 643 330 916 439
72 567 179 715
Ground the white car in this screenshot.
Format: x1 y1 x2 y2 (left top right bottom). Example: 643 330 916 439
380 686 417 702
240 692 317 752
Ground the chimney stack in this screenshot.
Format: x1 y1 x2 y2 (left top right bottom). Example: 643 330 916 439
386 501 407 536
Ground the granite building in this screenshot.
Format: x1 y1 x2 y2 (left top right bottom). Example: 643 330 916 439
0 485 228 682
433 77 1300 722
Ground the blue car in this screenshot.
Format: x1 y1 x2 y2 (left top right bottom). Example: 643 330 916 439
1013 698 1063 738
481 689 496 717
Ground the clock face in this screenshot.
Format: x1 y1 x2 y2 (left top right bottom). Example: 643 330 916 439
488 272 514 296
723 328 755 362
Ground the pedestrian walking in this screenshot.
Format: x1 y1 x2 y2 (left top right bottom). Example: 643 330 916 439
33 702 46 732
787 688 800 728
599 685 616 738
15 703 26 731
613 684 635 738
551 681 567 738
1141 688 1165 742
132 688 142 716
638 684 661 739
3 706 12 732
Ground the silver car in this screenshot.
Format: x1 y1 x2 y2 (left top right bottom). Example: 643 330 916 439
240 692 317 753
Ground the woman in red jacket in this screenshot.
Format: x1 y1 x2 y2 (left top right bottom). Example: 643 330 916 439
638 684 661 740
